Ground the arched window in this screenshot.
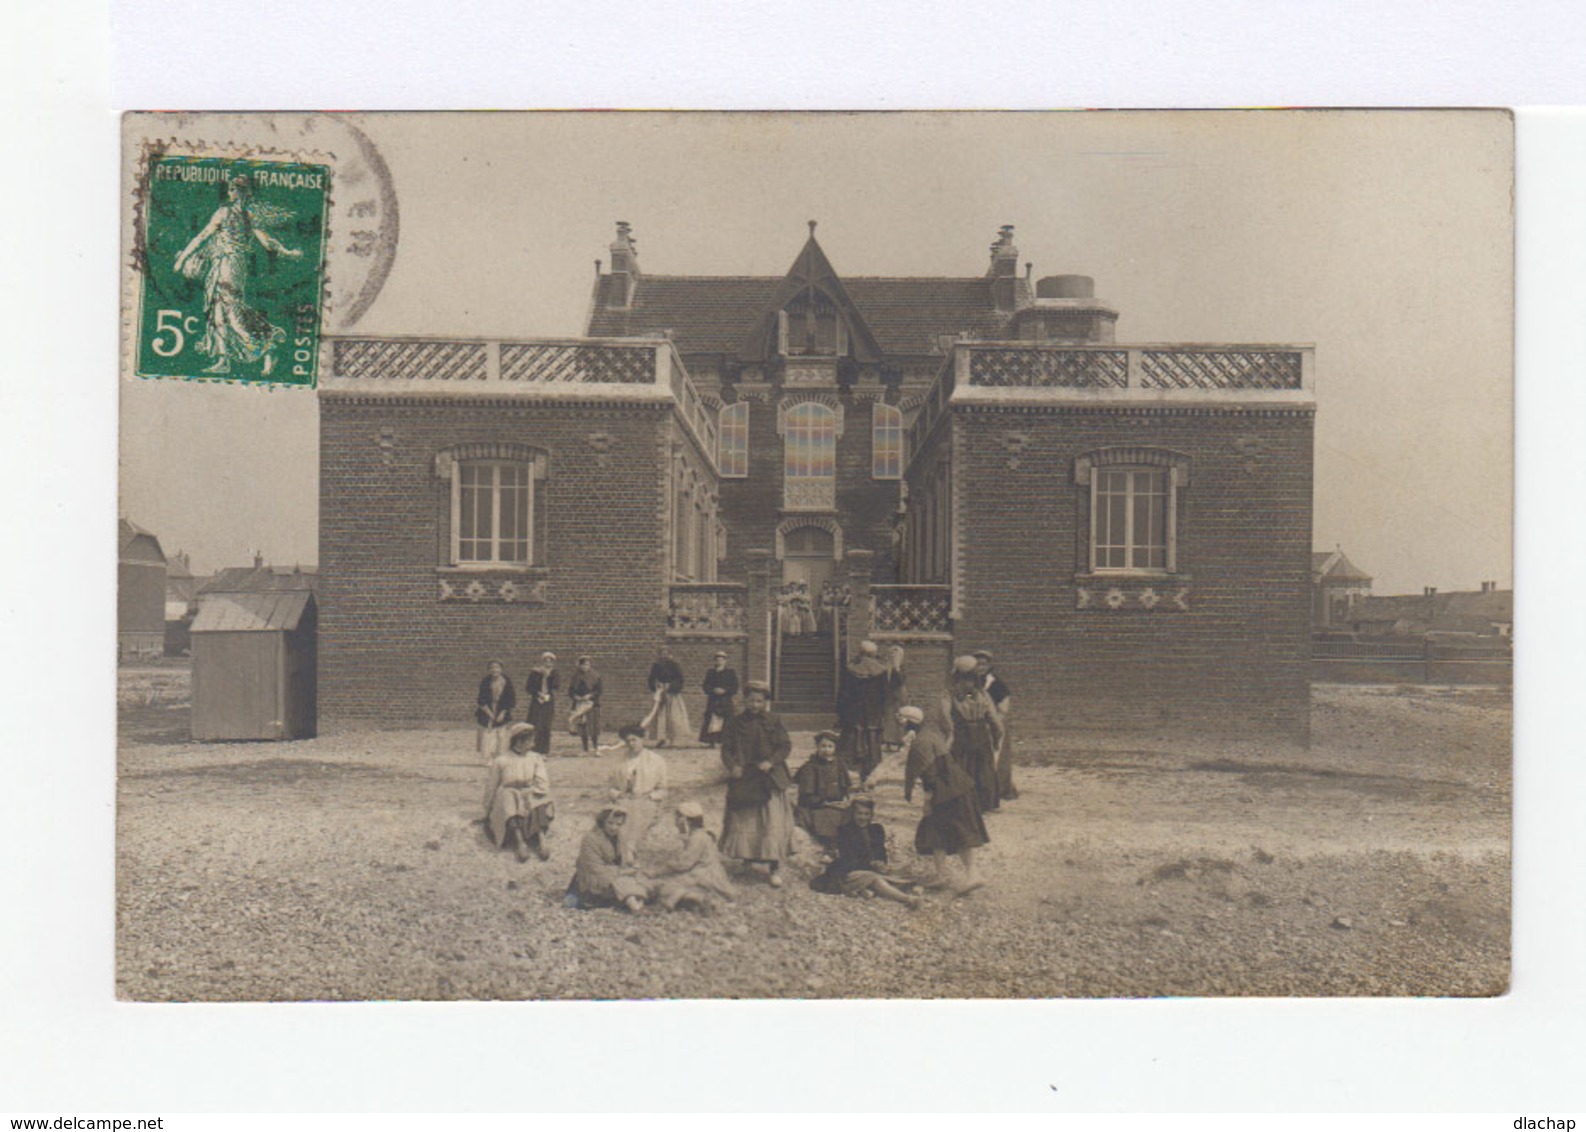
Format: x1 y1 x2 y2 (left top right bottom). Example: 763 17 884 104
1075 447 1190 575
872 402 903 479
437 444 547 568
780 290 846 356
783 401 837 510
718 402 749 477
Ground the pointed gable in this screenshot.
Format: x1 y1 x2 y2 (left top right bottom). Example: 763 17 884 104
737 224 884 363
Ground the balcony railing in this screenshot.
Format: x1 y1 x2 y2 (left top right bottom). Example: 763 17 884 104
965 344 1306 391
323 334 718 472
905 340 1313 471
667 583 749 636
870 584 953 635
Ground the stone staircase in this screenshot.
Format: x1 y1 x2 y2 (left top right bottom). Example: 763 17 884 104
775 634 837 723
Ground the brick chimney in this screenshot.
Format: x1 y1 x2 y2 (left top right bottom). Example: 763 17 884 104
605 221 640 309
987 224 1021 312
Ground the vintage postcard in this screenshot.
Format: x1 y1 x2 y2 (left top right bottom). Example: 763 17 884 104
117 110 1512 1001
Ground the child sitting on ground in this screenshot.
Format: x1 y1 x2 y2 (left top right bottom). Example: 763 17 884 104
792 729 853 848
809 797 920 909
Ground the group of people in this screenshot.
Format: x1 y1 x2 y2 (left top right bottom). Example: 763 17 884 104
475 645 737 759
474 640 1020 910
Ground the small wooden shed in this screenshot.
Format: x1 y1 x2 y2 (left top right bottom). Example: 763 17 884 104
191 589 318 740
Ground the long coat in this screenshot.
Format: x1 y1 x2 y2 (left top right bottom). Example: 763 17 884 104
524 668 559 754
700 665 739 742
718 706 795 862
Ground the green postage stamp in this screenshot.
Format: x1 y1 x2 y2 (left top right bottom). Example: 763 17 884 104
135 155 330 386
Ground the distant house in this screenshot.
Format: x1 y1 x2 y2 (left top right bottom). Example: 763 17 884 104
1343 583 1512 638
118 518 167 660
190 558 318 740
1312 548 1372 628
163 550 201 656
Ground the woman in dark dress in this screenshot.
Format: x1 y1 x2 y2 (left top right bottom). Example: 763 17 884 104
719 681 795 886
474 659 516 759
947 655 1002 813
900 704 988 894
699 650 738 746
567 655 604 753
523 651 559 755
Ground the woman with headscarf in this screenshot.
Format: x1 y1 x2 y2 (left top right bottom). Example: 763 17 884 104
900 704 988 894
975 650 1019 802
719 680 795 887
474 659 516 760
523 651 559 755
649 801 737 913
567 655 604 753
482 722 555 863
568 807 649 912
946 655 1003 814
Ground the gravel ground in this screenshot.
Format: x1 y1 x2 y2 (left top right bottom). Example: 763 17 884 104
116 670 1510 1000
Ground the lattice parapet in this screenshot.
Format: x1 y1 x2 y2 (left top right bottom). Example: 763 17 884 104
668 584 748 634
500 342 655 384
871 585 952 633
1140 350 1302 390
969 348 1130 388
334 339 488 381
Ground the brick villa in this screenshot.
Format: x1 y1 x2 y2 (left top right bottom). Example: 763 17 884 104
317 223 1316 739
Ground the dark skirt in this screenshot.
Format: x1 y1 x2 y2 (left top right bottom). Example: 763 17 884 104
914 794 989 855
527 699 555 754
954 715 1000 813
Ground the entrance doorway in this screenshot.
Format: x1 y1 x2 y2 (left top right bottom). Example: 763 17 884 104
775 522 842 712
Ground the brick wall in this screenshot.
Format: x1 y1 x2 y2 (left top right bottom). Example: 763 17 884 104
948 405 1315 742
715 392 905 584
318 396 683 728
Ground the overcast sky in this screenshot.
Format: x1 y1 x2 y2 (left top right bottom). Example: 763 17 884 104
120 110 1512 593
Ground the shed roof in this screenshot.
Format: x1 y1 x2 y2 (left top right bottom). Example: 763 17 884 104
191 590 313 633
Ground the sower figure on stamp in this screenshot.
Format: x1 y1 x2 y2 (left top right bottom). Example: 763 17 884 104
719 680 795 887
474 659 516 760
172 173 301 377
699 650 738 747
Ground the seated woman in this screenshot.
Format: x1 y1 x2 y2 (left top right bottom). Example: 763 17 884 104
608 723 669 864
792 730 853 848
567 807 649 912
483 722 554 863
649 802 736 914
809 797 920 909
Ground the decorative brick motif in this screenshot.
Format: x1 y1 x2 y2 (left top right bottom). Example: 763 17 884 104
438 573 548 604
1076 583 1189 611
667 584 748 634
871 585 952 633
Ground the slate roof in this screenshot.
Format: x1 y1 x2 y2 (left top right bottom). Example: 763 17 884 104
191 590 313 633
1312 549 1372 584
118 518 166 564
587 274 1010 357
1345 589 1512 632
199 565 318 595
